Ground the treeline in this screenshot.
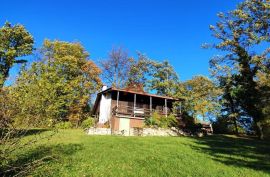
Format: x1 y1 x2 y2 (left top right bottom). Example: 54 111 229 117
0 0 269 139
0 22 218 130
0 26 182 128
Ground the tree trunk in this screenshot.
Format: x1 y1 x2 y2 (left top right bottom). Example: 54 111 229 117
256 122 264 140
233 118 239 136
227 90 239 136
0 66 10 88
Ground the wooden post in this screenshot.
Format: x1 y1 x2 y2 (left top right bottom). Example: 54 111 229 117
116 91 119 117
116 91 119 109
150 96 152 115
134 94 136 117
165 99 167 117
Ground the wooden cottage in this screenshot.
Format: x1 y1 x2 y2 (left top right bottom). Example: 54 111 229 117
92 85 181 134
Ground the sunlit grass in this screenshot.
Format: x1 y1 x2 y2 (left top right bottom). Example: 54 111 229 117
20 129 270 177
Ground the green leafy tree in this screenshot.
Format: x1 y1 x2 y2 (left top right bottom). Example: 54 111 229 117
210 64 246 135
127 52 152 86
176 76 221 122
256 71 270 136
11 40 102 127
207 0 270 139
149 60 179 96
0 22 34 87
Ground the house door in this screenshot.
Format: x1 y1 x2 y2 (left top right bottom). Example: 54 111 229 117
119 118 130 135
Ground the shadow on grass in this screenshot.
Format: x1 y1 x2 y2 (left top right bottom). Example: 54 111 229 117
190 135 270 174
2 143 84 176
22 129 51 137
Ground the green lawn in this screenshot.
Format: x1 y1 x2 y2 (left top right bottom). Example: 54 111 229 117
17 129 270 177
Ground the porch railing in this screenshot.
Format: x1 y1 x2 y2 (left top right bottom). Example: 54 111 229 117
112 106 180 118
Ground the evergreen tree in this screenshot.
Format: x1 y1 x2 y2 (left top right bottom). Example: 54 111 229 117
207 0 270 139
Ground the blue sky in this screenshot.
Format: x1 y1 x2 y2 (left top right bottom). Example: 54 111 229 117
1 0 242 83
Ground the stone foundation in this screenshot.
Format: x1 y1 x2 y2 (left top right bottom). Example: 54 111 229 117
87 127 185 136
87 128 111 135
137 127 184 136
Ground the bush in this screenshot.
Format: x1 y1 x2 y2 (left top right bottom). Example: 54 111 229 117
81 118 95 129
144 112 177 128
144 111 159 127
144 117 156 127
55 121 73 129
166 114 177 127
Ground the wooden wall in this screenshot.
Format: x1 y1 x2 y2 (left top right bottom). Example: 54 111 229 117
130 119 143 128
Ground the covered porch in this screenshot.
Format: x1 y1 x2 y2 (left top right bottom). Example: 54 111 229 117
111 90 181 119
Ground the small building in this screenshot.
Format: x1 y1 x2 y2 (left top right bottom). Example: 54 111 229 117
92 84 181 134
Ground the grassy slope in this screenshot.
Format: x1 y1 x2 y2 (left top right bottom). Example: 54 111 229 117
20 129 270 177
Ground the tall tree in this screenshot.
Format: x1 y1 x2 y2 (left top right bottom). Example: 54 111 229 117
99 47 132 88
11 40 102 127
127 52 153 86
0 22 34 87
176 76 221 122
210 63 246 135
257 70 270 130
207 0 270 139
148 60 179 96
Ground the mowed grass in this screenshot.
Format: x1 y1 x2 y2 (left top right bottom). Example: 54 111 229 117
18 129 270 177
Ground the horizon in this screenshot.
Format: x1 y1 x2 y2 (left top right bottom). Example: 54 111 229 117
1 0 242 84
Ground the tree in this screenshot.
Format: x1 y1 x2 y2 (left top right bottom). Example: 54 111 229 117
0 22 34 87
99 47 132 88
11 40 102 127
148 60 179 96
99 48 178 95
257 70 270 135
210 63 248 135
207 0 270 139
127 52 153 86
176 76 221 122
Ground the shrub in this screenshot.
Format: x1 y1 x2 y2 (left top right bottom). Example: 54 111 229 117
81 118 95 129
144 111 160 128
55 121 73 129
166 113 177 127
144 117 156 127
144 112 177 128
159 114 177 128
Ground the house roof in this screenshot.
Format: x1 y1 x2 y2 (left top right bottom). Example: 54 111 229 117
91 87 182 115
